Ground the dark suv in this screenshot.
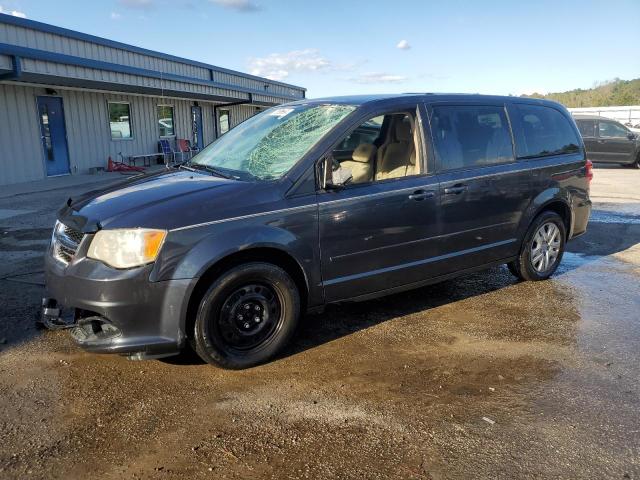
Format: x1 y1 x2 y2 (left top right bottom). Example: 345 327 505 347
574 114 640 168
42 94 592 369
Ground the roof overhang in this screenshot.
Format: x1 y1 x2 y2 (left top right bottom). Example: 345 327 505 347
0 43 298 106
0 13 306 94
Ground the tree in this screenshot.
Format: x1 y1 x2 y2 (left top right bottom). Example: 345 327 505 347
521 78 640 107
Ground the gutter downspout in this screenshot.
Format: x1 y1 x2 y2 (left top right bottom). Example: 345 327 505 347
0 55 22 80
213 93 253 139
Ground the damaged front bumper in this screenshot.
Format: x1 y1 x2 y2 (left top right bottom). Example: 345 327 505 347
42 249 193 360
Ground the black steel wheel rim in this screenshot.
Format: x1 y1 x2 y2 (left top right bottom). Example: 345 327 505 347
214 282 283 351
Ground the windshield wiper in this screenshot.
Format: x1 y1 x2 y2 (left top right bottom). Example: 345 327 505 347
186 162 234 179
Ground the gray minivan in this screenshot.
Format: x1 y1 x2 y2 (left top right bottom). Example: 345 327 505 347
42 94 592 369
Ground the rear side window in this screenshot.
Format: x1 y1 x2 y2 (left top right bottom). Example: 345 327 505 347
576 119 597 137
431 105 514 171
514 105 581 158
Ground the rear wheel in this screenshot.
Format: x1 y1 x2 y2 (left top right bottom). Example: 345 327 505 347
507 211 566 281
192 262 300 369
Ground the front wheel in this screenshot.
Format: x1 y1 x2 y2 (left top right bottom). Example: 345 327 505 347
192 262 300 369
507 211 566 281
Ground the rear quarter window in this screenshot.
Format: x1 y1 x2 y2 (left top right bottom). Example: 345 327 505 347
513 105 581 158
576 119 597 137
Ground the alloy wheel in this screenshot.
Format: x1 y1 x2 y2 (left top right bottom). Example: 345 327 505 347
530 222 561 273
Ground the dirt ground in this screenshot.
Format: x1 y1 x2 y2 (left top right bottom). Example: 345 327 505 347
0 167 638 479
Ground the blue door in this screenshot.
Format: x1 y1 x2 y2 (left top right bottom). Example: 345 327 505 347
37 96 70 176
191 105 203 150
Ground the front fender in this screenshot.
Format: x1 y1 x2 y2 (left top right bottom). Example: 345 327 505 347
152 223 315 282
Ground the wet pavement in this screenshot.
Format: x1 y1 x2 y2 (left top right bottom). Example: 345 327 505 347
0 167 639 479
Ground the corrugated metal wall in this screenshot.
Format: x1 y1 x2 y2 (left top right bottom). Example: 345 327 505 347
0 21 305 99
0 83 274 185
0 83 45 184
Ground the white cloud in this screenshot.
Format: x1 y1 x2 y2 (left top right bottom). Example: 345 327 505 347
110 11 122 20
118 0 154 9
248 49 331 81
396 40 411 50
0 5 27 17
210 0 260 12
349 72 407 84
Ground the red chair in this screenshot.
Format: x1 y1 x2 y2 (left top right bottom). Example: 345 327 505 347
177 139 195 160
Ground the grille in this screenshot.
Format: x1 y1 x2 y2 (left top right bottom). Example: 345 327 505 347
62 225 84 245
52 222 84 265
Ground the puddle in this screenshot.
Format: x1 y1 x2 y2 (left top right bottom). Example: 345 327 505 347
589 209 640 224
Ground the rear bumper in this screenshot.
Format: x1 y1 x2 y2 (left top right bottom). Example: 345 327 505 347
44 253 192 358
570 197 592 239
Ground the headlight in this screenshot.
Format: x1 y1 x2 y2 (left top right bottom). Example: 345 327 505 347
87 228 167 269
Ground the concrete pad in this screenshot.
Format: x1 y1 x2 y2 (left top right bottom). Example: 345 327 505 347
0 209 34 220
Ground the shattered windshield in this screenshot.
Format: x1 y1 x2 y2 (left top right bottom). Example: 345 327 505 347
191 104 356 180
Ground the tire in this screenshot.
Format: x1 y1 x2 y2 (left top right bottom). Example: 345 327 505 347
630 156 640 169
191 262 300 369
507 211 566 281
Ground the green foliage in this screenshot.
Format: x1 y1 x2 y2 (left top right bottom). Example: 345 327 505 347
522 78 640 107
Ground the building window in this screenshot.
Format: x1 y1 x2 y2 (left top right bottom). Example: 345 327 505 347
157 105 175 137
108 102 132 139
219 109 230 135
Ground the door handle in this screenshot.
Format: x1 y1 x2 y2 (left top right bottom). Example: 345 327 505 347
597 139 606 144
408 189 435 201
444 184 468 195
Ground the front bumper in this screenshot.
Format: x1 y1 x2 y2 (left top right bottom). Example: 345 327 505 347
43 251 192 358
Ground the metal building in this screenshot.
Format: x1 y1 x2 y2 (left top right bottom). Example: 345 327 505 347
0 14 306 185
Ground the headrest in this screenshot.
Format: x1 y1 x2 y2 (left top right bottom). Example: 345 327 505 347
352 143 377 163
395 117 412 142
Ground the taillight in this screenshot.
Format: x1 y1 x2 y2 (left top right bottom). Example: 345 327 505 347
585 159 593 182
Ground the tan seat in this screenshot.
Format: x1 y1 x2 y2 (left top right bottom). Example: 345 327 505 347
375 116 416 180
339 143 376 184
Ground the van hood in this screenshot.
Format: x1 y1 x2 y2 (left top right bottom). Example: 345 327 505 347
61 169 280 232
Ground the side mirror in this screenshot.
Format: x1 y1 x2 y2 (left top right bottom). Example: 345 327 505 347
627 133 636 141
321 156 353 190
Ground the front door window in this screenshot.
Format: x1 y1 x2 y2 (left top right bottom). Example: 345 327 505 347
328 112 420 185
599 121 629 138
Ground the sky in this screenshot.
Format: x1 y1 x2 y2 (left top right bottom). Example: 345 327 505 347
1 0 639 98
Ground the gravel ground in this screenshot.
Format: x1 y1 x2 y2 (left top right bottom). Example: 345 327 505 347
0 166 638 479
